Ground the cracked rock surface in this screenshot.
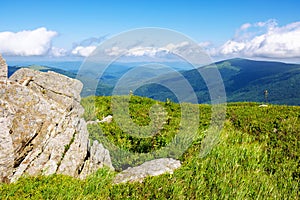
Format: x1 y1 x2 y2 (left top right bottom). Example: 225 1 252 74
0 55 113 183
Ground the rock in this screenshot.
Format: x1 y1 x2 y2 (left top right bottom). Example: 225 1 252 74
79 140 114 179
86 115 113 125
0 56 113 183
86 120 99 125
0 54 7 81
10 68 82 103
100 115 113 123
259 104 268 107
113 158 181 184
0 99 14 183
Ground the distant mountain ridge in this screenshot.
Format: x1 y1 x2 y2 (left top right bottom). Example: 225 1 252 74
8 58 300 105
134 58 300 105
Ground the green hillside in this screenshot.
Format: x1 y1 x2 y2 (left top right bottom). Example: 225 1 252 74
1 96 299 199
135 58 300 105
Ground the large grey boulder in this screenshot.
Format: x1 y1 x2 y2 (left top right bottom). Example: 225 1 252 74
113 158 181 184
0 55 113 183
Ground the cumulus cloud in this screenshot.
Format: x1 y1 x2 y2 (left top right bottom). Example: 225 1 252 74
49 47 67 57
240 23 252 31
0 27 58 56
105 46 127 56
103 41 192 58
216 20 300 59
70 35 108 57
71 45 97 57
198 41 212 48
127 46 165 57
72 36 107 47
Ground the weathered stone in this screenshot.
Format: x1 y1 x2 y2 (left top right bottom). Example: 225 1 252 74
10 68 83 102
79 140 114 179
0 54 7 81
0 57 113 183
100 115 113 123
0 99 14 183
113 158 181 184
86 115 113 125
57 119 89 176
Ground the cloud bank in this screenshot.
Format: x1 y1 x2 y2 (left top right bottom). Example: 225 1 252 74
0 27 58 56
215 19 300 59
71 46 97 57
76 19 300 61
103 42 190 58
1 20 300 62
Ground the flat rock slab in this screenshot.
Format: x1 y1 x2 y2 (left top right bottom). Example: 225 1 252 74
113 158 181 184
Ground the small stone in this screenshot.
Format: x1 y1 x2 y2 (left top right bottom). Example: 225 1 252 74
259 104 268 107
100 115 113 123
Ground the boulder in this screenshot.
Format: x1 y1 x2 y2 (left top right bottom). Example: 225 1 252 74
0 55 113 183
0 55 181 184
113 158 181 184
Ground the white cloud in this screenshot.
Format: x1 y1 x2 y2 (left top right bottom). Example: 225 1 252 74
103 46 168 58
0 27 57 56
164 41 190 52
70 35 108 57
50 47 67 57
71 45 97 57
216 20 300 59
255 19 278 30
103 41 192 58
105 46 127 56
127 46 163 57
198 41 212 48
240 23 252 31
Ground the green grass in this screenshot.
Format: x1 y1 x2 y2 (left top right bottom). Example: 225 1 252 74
1 96 299 199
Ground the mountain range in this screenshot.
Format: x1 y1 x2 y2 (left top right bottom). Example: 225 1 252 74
8 58 300 105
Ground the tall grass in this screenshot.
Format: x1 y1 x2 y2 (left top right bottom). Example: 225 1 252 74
1 97 299 199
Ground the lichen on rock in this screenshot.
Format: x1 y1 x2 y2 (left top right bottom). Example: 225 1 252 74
0 55 113 183
0 54 7 81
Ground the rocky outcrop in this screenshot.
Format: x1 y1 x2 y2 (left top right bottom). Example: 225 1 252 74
0 55 182 184
0 55 113 183
113 158 181 184
0 54 7 81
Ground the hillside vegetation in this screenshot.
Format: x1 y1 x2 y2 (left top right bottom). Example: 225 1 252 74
135 58 300 105
1 96 299 199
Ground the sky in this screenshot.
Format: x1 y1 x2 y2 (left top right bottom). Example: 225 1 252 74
1 0 300 63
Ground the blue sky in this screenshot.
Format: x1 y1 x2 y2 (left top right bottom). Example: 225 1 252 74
1 0 300 62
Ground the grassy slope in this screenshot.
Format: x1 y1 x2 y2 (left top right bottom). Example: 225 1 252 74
135 59 300 105
1 96 299 199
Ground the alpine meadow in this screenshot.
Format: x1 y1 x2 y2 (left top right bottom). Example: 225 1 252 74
1 0 300 199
